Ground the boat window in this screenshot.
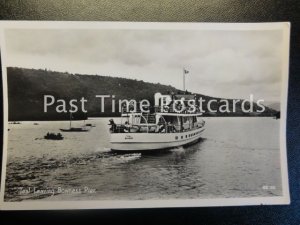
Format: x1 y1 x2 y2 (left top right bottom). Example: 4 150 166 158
140 116 147 124
163 116 179 125
132 115 141 124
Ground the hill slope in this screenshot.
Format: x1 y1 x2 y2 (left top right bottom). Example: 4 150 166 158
6 67 277 120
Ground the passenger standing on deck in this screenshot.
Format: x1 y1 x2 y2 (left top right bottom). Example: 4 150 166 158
109 119 117 133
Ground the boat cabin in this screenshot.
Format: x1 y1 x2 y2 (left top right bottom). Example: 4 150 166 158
109 92 205 134
109 113 204 134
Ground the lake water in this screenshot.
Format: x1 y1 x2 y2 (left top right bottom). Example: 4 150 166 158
4 117 282 201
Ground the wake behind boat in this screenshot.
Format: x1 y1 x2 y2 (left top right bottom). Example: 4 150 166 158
109 92 205 152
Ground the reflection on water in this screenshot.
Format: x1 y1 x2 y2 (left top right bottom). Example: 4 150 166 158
5 118 282 201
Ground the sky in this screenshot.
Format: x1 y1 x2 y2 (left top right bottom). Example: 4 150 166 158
4 28 284 102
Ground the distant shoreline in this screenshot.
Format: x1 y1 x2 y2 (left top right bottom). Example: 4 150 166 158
7 115 278 122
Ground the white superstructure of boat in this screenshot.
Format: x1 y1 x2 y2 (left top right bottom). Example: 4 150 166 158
109 92 205 152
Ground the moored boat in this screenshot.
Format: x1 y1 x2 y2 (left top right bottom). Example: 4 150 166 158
60 112 90 132
44 132 64 140
60 127 90 132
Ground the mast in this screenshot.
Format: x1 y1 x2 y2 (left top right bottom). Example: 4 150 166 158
69 112 72 129
183 68 189 91
183 68 185 91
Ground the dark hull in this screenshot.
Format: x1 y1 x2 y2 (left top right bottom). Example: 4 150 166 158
60 128 89 132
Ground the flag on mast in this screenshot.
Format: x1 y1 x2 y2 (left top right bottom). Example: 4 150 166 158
183 68 189 91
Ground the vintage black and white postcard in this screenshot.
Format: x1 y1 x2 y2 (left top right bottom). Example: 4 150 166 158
0 21 290 209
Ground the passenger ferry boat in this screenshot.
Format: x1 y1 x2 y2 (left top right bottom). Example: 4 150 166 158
109 92 205 152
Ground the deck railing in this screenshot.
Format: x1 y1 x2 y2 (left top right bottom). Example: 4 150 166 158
121 105 202 114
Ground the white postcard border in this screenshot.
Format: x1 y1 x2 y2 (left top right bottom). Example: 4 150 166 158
0 21 291 210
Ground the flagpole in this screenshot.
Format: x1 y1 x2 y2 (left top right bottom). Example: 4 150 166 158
183 68 189 92
183 68 185 91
